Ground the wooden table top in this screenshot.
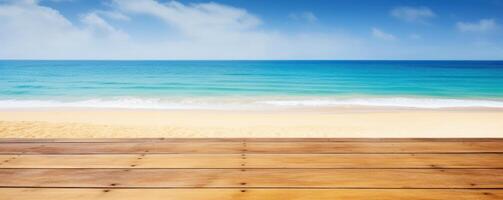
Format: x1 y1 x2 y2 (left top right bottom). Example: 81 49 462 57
0 138 502 199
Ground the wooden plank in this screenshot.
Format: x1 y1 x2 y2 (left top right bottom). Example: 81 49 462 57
0 154 242 168
0 142 244 154
1 138 502 143
244 142 503 153
1 169 502 188
244 154 503 169
0 189 502 200
2 154 503 169
0 138 241 143
1 141 503 154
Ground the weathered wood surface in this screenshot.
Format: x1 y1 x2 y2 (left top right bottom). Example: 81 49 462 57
1 169 502 188
1 154 503 168
0 189 502 200
1 141 503 154
1 138 502 143
0 138 502 199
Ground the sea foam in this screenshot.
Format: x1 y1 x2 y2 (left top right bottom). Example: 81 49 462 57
1 97 503 110
259 97 503 108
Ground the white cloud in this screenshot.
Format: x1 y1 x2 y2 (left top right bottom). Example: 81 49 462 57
112 0 261 39
1 0 501 59
0 0 363 59
390 6 435 23
0 0 92 57
81 12 129 40
289 11 317 23
94 10 130 21
456 19 497 32
371 28 396 41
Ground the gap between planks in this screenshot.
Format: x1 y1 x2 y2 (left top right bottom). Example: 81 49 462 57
1 139 503 199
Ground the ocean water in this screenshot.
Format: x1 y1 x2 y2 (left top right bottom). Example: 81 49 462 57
1 60 503 109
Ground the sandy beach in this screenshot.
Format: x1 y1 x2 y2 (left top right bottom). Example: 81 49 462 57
1 107 502 138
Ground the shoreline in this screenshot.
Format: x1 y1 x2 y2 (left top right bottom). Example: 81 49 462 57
2 96 503 110
1 107 502 138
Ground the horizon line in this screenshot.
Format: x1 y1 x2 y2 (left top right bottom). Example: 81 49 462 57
1 59 503 62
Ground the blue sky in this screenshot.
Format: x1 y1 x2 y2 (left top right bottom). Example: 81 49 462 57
1 0 502 59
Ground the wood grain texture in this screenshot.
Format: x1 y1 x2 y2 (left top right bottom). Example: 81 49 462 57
1 189 502 200
2 138 502 143
1 154 503 168
244 142 503 153
2 141 503 154
1 138 503 199
0 142 244 154
0 154 242 168
244 154 503 169
1 169 502 188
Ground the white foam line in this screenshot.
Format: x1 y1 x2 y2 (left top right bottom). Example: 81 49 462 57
1 97 503 109
259 98 503 108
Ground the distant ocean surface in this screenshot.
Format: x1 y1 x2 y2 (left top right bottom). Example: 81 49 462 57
1 60 503 109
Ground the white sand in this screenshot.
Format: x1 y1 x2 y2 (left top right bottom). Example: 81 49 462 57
1 108 502 138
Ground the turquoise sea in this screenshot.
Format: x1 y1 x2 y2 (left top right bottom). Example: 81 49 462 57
1 60 503 109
